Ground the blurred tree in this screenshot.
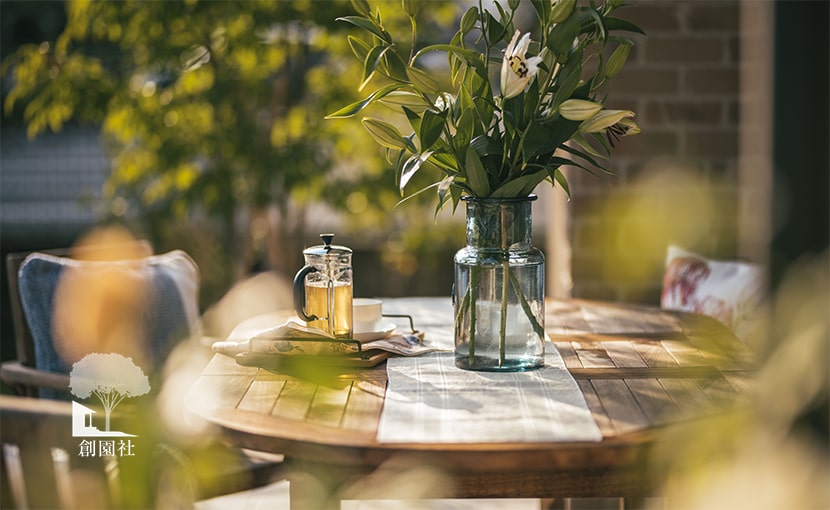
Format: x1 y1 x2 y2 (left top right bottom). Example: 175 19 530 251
3 0 459 304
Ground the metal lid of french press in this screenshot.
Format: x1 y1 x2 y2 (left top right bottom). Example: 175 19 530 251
302 233 353 257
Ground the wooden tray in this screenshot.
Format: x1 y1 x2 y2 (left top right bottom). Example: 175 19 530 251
234 349 392 371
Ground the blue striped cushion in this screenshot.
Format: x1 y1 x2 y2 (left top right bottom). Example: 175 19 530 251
18 250 199 399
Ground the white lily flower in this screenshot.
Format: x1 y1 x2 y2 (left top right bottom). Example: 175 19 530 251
579 109 641 147
500 30 544 99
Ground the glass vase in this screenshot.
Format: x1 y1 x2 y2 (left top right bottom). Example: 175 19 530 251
453 195 545 371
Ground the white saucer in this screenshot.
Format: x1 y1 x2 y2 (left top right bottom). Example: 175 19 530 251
353 323 396 342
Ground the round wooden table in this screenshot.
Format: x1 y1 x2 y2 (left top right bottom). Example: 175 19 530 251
187 298 753 509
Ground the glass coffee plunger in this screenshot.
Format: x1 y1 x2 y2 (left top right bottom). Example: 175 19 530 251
292 234 353 338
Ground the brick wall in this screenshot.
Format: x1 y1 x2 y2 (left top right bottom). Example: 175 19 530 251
567 0 744 304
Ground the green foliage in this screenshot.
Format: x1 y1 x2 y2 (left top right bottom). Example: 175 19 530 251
2 0 416 279
328 0 644 216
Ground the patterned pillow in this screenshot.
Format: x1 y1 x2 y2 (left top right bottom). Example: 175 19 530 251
18 250 200 396
661 245 764 342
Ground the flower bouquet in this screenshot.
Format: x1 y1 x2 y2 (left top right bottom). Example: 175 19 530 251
329 0 643 369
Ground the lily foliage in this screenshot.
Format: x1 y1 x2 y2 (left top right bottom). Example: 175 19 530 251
328 0 644 215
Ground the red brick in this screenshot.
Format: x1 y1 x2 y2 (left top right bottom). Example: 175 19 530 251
645 100 723 124
686 128 739 158
613 68 680 95
622 4 681 32
685 68 739 94
646 36 726 64
688 2 740 32
613 129 680 158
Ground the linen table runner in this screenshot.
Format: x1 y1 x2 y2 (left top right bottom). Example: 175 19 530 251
377 349 602 443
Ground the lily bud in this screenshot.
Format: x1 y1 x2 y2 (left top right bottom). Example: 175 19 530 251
559 99 603 121
402 0 417 17
351 0 371 16
605 42 632 78
460 6 479 35
551 0 576 23
578 109 636 134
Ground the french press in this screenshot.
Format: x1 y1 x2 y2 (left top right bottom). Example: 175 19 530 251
292 234 353 338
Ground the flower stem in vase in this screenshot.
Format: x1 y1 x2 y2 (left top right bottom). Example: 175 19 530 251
499 204 510 368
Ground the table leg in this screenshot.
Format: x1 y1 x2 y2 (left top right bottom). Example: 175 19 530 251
286 459 360 510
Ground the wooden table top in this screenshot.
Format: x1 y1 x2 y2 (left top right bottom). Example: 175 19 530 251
187 297 754 504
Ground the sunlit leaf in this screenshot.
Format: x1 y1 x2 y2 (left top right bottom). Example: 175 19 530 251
399 150 434 192
337 16 392 44
419 109 445 150
362 117 409 150
325 83 402 119
465 145 491 197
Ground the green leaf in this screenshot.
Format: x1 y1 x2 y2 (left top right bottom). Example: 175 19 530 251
383 51 410 82
605 17 647 36
407 66 440 93
455 108 475 148
361 45 390 90
547 10 581 59
402 105 422 133
362 117 408 150
523 120 553 160
400 150 434 192
531 0 551 26
551 51 583 107
523 77 540 123
430 150 460 173
465 145 491 197
435 175 455 219
415 44 484 70
337 16 392 44
552 168 571 197
490 170 548 198
470 135 502 157
378 91 431 111
485 11 507 44
348 35 371 63
325 84 402 119
419 109 445 149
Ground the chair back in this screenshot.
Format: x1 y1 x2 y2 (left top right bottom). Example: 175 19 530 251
3 242 199 399
0 395 121 509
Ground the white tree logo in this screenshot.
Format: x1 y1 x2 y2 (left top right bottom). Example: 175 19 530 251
69 353 150 432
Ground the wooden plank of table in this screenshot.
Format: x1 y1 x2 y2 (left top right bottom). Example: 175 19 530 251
576 379 615 437
660 339 711 367
569 366 721 379
341 380 385 436
187 374 252 413
631 339 679 368
552 341 582 369
573 340 616 368
624 378 679 425
602 341 648 368
202 352 259 376
306 381 353 428
659 378 716 417
590 379 651 434
272 380 316 421
237 379 285 414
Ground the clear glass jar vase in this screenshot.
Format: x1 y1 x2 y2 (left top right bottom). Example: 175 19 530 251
453 195 545 371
